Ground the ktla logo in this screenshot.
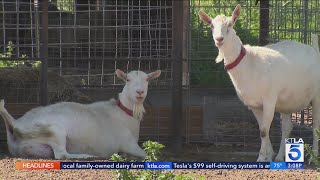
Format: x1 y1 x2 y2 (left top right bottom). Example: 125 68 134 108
285 138 304 162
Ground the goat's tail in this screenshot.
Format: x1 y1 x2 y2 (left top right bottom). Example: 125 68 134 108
0 99 18 156
311 34 320 55
0 99 17 141
0 99 16 128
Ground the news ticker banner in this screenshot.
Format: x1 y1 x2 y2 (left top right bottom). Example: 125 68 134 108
16 161 304 170
15 138 305 170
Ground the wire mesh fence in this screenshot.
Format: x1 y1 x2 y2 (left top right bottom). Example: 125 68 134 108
0 0 175 148
186 0 317 149
46 0 173 88
0 0 319 152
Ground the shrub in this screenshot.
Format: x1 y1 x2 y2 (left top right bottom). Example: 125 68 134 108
305 127 320 169
0 41 40 68
111 140 205 180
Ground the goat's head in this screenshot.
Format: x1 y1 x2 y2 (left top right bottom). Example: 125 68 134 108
115 69 161 104
198 4 241 48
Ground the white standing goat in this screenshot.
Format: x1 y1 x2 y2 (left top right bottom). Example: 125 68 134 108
0 69 161 159
199 4 320 162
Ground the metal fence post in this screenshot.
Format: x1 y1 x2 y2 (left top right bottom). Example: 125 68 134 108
171 0 184 150
300 0 309 125
40 0 48 106
304 0 308 44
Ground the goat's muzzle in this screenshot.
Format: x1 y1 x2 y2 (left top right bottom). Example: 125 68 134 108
136 96 144 102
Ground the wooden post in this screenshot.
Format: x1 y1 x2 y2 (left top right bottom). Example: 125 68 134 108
259 0 269 46
182 0 189 86
171 0 184 150
40 0 48 106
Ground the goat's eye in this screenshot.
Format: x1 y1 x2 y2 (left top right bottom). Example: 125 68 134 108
126 79 130 82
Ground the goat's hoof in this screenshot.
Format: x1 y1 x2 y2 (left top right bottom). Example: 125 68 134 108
141 152 147 159
85 155 98 159
308 157 313 165
274 154 284 162
257 155 272 162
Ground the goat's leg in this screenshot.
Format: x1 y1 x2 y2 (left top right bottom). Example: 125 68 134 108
252 108 274 161
310 97 320 163
120 136 147 160
275 113 293 161
49 144 98 160
253 102 276 162
43 128 98 160
123 142 147 160
252 108 263 127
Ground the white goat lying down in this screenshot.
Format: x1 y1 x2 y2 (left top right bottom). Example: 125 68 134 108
199 4 320 162
0 69 161 159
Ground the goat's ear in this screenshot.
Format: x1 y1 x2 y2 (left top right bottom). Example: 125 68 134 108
147 70 161 81
231 4 241 24
198 10 212 26
115 69 127 81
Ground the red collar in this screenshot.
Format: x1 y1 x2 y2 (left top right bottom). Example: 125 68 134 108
224 45 246 71
116 100 133 117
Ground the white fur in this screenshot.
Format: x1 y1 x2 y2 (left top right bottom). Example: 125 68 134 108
0 69 161 160
133 103 145 120
199 4 320 162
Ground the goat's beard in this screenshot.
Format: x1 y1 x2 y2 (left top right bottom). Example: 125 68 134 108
215 49 224 63
133 103 145 121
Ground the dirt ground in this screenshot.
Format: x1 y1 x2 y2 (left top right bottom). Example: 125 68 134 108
0 150 319 180
0 158 318 180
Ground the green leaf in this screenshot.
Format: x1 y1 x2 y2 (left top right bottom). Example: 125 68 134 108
305 144 320 167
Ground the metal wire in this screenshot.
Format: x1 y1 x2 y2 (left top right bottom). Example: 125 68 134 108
0 0 318 150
